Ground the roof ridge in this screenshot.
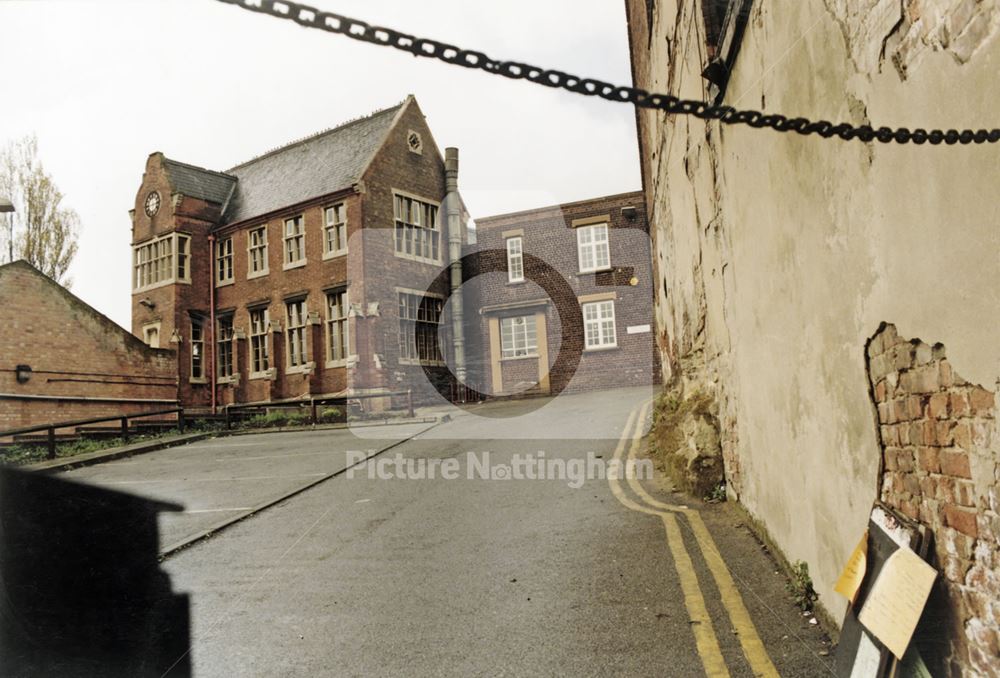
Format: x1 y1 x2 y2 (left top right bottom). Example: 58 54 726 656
227 99 408 172
162 156 236 180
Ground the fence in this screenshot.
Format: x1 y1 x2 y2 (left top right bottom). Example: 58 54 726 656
222 390 414 430
0 408 185 460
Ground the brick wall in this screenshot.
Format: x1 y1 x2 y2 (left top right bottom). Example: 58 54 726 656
868 323 999 677
0 261 177 434
472 191 658 395
357 99 456 401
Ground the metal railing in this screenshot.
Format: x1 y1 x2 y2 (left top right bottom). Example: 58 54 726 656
223 391 414 430
0 408 185 460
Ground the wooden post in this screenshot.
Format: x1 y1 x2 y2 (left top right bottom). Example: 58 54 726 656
121 417 129 443
47 428 56 460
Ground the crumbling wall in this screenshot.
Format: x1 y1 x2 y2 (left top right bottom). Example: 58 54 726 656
626 0 1000 640
868 323 999 677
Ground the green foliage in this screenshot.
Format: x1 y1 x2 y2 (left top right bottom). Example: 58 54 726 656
705 481 727 503
787 560 818 611
244 409 313 429
318 407 343 424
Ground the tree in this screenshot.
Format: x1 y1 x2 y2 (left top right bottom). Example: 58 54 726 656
0 135 80 286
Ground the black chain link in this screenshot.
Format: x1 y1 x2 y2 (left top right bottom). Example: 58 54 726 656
214 0 1000 146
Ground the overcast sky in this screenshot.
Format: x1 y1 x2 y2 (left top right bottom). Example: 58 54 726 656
2 0 640 328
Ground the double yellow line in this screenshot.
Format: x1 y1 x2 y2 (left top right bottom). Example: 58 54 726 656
609 403 780 678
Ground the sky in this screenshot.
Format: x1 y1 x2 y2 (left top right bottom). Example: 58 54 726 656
1 0 641 328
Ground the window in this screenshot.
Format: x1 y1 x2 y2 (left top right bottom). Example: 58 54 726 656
500 315 537 358
142 323 160 348
398 292 443 363
177 235 190 281
700 0 753 101
326 290 349 363
216 315 234 379
216 237 234 285
284 216 305 267
583 300 617 349
506 236 524 283
190 318 205 380
249 308 270 375
133 233 189 290
393 194 440 263
324 204 347 257
577 224 611 273
286 299 308 368
248 226 268 277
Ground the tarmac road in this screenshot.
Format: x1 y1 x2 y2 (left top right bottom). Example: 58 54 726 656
67 388 837 677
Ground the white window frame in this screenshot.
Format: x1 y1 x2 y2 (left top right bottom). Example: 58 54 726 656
247 225 269 279
393 191 442 264
325 289 350 366
283 215 306 270
500 315 538 359
142 322 161 349
249 308 270 378
286 299 309 371
323 204 348 259
577 223 611 273
190 317 206 383
582 300 617 350
217 315 235 380
216 237 234 286
132 233 190 291
506 236 524 283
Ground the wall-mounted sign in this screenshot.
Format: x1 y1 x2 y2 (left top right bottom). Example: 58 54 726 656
626 325 651 335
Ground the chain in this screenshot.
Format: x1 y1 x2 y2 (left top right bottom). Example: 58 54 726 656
214 0 1000 146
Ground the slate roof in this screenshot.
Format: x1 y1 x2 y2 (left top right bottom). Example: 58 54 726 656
161 158 237 207
221 100 406 225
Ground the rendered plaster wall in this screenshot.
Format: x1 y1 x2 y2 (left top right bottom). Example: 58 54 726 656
627 0 1000 633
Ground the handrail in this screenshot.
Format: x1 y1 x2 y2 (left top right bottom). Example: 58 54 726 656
223 391 414 429
0 407 185 461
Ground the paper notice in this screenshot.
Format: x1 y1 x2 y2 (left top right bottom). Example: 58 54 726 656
835 530 868 603
858 547 937 659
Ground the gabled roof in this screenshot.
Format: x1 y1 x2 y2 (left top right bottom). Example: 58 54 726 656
161 158 237 206
221 99 407 225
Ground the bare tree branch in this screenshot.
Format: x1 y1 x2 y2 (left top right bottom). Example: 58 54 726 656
0 134 81 286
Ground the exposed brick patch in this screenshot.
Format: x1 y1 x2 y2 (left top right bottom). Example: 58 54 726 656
868 323 1000 677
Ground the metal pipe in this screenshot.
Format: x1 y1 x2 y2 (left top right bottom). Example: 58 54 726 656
444 147 466 384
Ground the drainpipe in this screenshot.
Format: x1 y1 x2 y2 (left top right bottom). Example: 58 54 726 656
445 147 466 384
208 234 217 414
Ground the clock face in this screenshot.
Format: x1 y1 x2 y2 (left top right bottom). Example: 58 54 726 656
144 191 161 217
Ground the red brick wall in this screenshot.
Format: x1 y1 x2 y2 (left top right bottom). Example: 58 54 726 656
0 262 177 434
356 99 456 400
472 191 658 395
212 191 357 403
868 323 999 677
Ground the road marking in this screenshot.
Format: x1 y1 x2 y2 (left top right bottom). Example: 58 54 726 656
187 443 264 449
608 409 731 677
182 508 253 514
621 402 781 678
